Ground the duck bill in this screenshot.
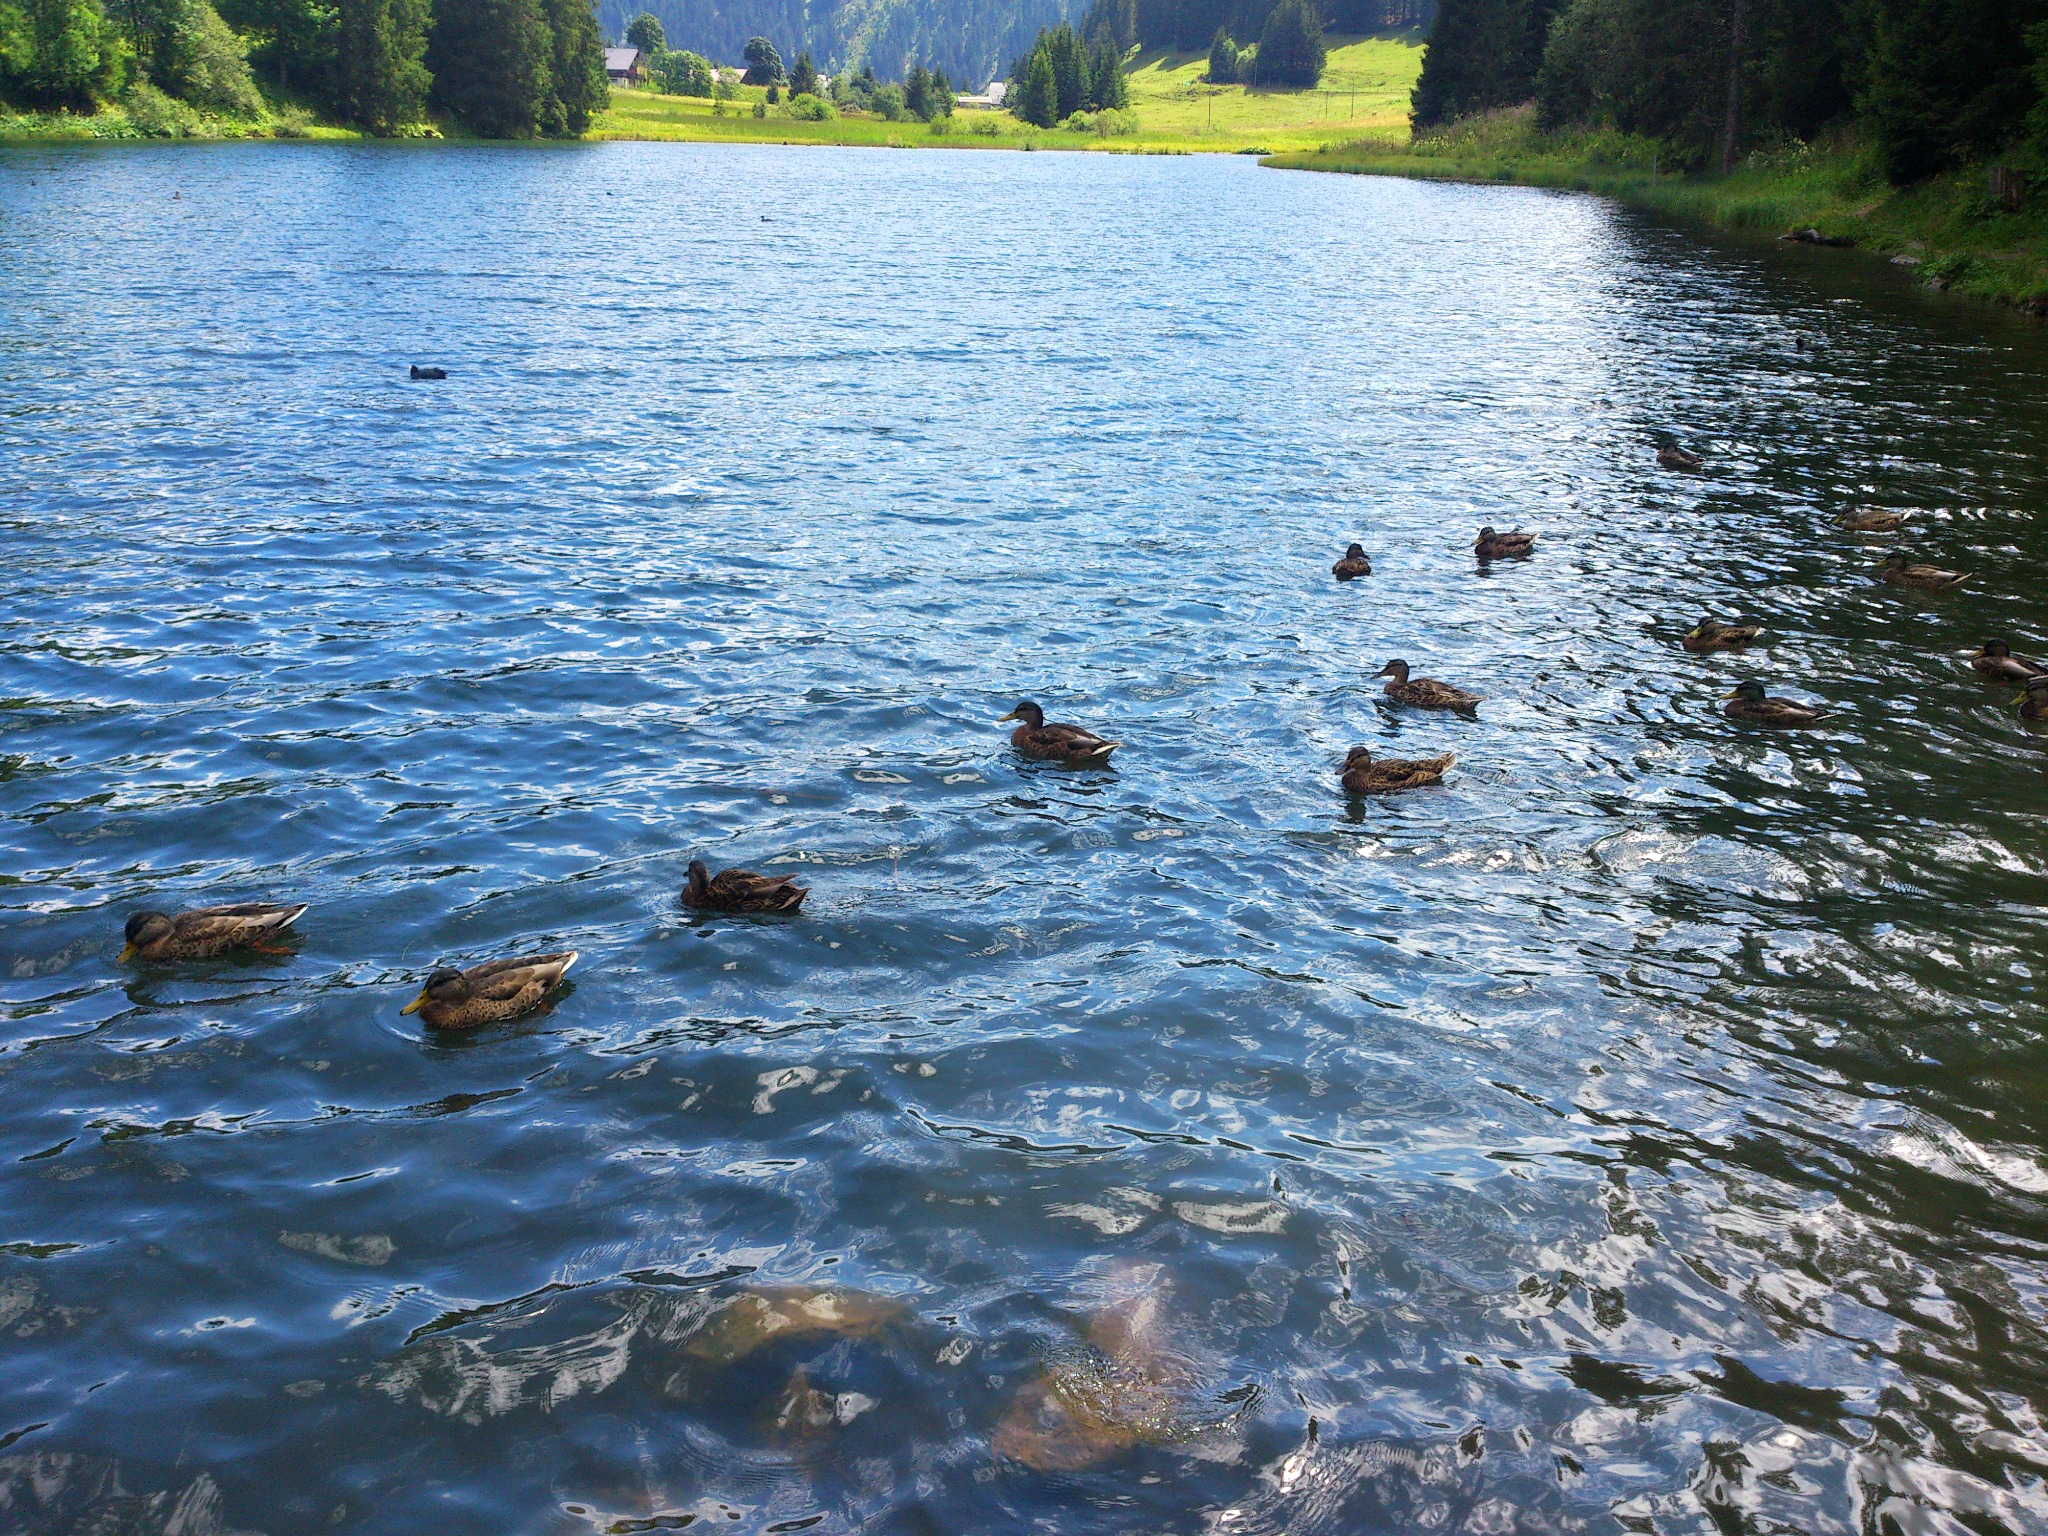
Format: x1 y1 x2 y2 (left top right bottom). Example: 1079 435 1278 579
995 709 1021 722
1718 691 1741 701
117 942 137 963
400 992 427 1016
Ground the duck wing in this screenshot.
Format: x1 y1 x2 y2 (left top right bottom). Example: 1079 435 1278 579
175 902 308 947
467 951 577 1001
1403 680 1481 708
710 869 809 911
1033 723 1119 760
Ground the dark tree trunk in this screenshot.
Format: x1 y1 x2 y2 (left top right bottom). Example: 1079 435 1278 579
1721 0 1747 174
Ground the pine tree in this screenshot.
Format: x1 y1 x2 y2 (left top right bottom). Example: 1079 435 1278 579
334 0 428 132
1254 0 1324 87
1014 40 1055 125
540 0 603 132
1207 27 1238 84
787 47 818 95
1047 22 1085 118
429 0 551 137
1089 38 1125 107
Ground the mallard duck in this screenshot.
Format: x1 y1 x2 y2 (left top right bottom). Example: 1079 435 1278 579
1973 639 2048 684
1879 552 1968 590
1657 444 1704 471
401 951 577 1029
2021 678 2048 721
1332 543 1372 581
408 365 448 381
998 701 1120 765
682 859 809 914
1683 618 1764 653
119 902 307 963
1473 526 1535 560
1720 680 1828 727
1340 746 1454 795
1374 660 1481 711
1838 507 1906 532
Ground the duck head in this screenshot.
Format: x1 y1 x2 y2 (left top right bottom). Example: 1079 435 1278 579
119 910 172 962
1374 660 1411 683
684 859 712 899
1343 747 1373 767
401 967 468 1016
1981 640 2012 658
1721 680 1768 703
1343 543 1365 559
997 701 1045 728
1477 526 1497 540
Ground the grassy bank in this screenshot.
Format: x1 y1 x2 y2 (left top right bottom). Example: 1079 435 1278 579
1265 107 2048 315
591 35 1423 155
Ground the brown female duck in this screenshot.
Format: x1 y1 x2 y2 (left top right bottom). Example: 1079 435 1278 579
683 859 809 914
1473 526 1536 560
2022 678 2048 722
998 701 1120 765
1340 746 1454 795
1879 552 1969 590
1374 660 1481 711
1332 543 1372 581
1972 640 2047 683
1838 508 1907 533
401 951 578 1030
1682 619 1764 653
1657 444 1703 471
1720 680 1828 727
119 902 307 963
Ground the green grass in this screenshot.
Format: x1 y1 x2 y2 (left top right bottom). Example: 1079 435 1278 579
1266 105 2048 314
590 34 1424 155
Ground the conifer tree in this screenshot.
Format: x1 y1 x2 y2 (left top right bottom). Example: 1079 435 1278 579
787 47 818 95
1047 21 1085 117
428 0 551 137
1253 0 1324 87
334 0 428 132
540 0 603 131
1089 37 1125 106
1014 39 1055 125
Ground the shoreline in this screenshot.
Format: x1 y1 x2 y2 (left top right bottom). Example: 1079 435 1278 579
1263 113 2048 319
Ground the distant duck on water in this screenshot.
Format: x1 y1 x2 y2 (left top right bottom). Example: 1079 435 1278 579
2021 678 2048 721
683 859 810 914
1332 543 1372 581
1879 552 1969 590
1340 746 1454 795
402 952 577 1030
998 701 1120 765
1473 526 1536 561
1838 507 1907 533
1657 443 1704 472
1683 618 1764 653
1374 660 1482 712
1972 639 2048 683
409 365 448 380
1721 679 1829 727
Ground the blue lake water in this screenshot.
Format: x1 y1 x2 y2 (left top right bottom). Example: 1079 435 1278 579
4 140 2048 1534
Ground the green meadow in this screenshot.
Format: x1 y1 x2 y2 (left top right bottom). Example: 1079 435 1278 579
589 35 1424 156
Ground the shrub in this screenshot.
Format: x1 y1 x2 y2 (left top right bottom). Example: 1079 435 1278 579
869 82 904 119
124 78 203 134
969 112 1001 134
1091 105 1136 134
784 90 832 119
271 102 314 135
927 109 951 133
655 48 713 96
751 97 765 116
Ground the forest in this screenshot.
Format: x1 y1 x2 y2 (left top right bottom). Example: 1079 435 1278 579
1411 0 2048 180
0 0 607 136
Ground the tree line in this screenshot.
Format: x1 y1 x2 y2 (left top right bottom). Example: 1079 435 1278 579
1081 0 1430 63
1412 0 2048 180
1005 19 1127 126
1 0 607 137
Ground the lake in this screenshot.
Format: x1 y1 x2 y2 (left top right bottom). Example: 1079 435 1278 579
3 140 2048 1535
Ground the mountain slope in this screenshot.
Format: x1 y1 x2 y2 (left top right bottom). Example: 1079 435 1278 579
595 0 1080 85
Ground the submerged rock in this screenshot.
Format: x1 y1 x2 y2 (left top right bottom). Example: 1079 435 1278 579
682 1285 908 1367
993 1263 1248 1471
